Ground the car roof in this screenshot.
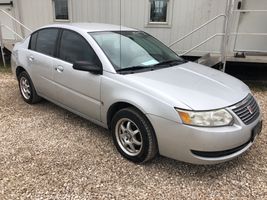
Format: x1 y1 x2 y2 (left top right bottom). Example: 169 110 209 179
41 23 137 33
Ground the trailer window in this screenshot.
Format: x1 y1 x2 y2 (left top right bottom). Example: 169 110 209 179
150 0 168 22
53 0 69 20
148 0 172 27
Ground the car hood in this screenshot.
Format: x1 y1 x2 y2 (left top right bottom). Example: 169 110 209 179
128 62 250 110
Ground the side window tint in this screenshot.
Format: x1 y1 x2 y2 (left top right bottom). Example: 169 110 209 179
35 29 59 57
59 30 100 65
29 32 38 50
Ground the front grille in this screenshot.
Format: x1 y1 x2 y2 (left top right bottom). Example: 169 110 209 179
232 94 260 125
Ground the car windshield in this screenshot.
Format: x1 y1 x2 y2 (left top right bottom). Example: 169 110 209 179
89 31 185 73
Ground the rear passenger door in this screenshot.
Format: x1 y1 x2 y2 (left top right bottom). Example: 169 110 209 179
28 28 60 100
53 29 102 121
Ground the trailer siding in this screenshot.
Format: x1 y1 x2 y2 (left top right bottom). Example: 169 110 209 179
71 0 228 55
7 0 234 56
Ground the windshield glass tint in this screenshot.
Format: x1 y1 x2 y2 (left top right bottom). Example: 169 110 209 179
90 31 183 70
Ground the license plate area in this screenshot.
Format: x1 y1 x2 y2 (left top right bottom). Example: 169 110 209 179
251 120 262 142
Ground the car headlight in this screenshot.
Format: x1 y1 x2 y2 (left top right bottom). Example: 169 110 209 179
175 108 233 127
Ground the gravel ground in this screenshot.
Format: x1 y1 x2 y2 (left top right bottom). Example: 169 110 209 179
0 72 266 199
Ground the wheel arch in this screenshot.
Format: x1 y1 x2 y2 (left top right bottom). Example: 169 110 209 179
107 101 149 130
15 66 27 79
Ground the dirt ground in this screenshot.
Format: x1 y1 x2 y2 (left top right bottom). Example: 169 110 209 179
0 72 266 199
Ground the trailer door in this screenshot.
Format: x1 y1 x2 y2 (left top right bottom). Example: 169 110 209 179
234 0 267 53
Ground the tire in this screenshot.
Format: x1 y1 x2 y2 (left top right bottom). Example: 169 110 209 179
18 71 41 104
111 107 158 163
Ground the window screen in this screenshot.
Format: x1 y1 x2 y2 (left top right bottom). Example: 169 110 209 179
59 30 100 65
54 0 69 20
150 0 168 22
35 29 59 57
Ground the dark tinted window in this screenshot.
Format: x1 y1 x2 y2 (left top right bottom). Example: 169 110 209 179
54 0 69 20
150 0 168 22
59 30 100 64
35 29 59 57
29 32 38 50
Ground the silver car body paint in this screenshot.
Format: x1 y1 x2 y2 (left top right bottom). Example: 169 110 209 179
11 23 262 164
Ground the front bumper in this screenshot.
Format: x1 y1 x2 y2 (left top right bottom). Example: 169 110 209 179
147 112 262 165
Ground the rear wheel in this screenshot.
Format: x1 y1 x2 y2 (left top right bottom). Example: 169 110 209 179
111 107 158 163
18 71 41 104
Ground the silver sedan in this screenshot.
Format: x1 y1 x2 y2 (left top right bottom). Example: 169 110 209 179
11 23 262 164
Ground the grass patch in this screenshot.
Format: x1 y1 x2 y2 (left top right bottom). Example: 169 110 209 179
0 63 11 74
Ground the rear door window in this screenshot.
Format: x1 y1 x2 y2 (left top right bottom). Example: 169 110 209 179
35 28 59 57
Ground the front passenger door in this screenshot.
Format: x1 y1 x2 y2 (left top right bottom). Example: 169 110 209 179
53 29 102 121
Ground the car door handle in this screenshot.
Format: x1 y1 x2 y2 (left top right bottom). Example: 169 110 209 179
28 56 34 62
55 65 64 73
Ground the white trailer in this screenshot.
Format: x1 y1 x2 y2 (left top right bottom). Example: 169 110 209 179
1 0 267 69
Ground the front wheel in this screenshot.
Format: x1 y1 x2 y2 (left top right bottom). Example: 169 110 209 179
111 107 158 163
18 71 41 104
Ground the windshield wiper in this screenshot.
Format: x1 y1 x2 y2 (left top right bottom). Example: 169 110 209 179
116 59 187 74
116 66 150 73
152 59 186 67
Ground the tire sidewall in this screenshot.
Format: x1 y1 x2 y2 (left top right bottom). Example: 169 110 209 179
18 71 34 103
111 108 153 163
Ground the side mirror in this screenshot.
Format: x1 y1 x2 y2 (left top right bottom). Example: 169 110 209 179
73 61 102 75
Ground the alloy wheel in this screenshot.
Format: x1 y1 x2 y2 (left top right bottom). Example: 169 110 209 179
20 76 31 100
115 118 143 156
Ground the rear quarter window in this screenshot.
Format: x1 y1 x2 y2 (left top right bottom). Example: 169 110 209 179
29 32 38 50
